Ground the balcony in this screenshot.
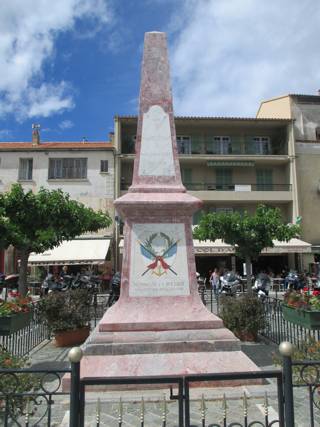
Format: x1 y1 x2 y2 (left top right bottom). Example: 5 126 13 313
121 136 286 155
120 181 292 202
184 183 291 191
179 137 286 155
184 182 292 203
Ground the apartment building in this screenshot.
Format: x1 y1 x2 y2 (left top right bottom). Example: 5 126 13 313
0 130 115 274
114 115 312 276
258 94 320 270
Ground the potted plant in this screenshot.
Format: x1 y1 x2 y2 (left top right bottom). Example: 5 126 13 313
0 295 33 335
282 291 320 329
37 289 91 347
219 294 266 341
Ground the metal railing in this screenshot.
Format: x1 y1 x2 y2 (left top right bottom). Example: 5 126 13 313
0 293 107 357
263 296 320 347
121 181 292 191
184 182 292 191
0 303 49 357
121 137 287 156
199 287 320 349
0 367 71 426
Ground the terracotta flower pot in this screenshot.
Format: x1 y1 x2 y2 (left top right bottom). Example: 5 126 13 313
54 326 90 347
235 330 257 342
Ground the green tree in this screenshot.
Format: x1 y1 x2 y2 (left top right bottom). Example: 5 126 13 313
0 184 112 295
193 205 300 287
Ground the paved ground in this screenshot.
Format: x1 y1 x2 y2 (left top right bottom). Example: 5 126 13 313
25 337 320 427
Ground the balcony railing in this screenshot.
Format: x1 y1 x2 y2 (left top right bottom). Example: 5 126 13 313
120 182 292 191
184 183 292 191
121 136 286 155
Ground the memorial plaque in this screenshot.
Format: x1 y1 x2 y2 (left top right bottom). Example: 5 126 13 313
129 223 190 297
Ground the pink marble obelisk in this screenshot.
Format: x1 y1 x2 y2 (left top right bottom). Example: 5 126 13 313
75 33 260 381
99 32 222 333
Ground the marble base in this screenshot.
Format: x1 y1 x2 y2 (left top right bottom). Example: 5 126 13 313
62 351 261 391
82 325 240 355
99 297 222 332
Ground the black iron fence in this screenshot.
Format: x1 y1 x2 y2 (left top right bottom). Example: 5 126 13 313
263 296 320 347
291 359 320 427
0 303 49 357
0 293 108 357
0 367 71 426
0 342 319 426
199 285 320 348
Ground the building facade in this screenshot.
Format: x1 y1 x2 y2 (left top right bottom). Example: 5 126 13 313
0 134 115 273
257 94 320 269
114 115 311 276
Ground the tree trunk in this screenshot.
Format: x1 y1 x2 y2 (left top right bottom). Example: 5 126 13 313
18 249 30 296
245 255 252 292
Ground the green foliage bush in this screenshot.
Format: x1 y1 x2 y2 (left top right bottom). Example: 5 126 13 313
219 294 266 341
37 289 91 333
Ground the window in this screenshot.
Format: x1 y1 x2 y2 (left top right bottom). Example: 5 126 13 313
177 136 191 154
216 168 233 190
181 167 192 183
48 158 87 179
253 137 271 154
214 136 231 154
256 169 273 190
100 160 108 173
216 207 234 214
316 127 320 141
18 158 33 180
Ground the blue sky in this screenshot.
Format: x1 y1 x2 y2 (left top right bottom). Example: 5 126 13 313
1 0 320 142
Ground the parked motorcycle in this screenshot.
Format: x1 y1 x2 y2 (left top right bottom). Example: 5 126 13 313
284 271 301 291
220 271 240 296
107 272 121 307
42 273 69 294
252 280 269 301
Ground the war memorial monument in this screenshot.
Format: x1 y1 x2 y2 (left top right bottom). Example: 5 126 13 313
80 32 258 378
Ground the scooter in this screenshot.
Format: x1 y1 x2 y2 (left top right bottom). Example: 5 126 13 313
252 279 269 301
42 274 69 294
284 271 301 291
220 272 240 296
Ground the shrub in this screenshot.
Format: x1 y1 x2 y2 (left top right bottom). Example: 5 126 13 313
37 288 91 333
219 294 266 341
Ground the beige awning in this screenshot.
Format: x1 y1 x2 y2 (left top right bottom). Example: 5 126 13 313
119 237 311 255
28 238 111 266
193 239 235 255
194 238 311 255
262 238 312 254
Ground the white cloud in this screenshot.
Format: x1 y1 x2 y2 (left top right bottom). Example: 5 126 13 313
170 0 320 117
59 119 74 130
0 0 112 120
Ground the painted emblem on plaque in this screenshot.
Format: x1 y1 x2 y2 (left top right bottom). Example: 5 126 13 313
130 223 190 297
140 232 178 277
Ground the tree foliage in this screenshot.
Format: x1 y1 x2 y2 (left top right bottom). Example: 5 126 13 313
193 205 300 261
0 184 112 294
